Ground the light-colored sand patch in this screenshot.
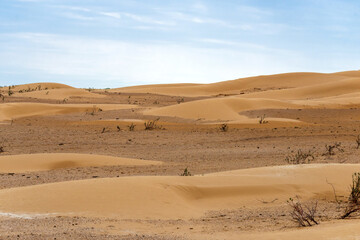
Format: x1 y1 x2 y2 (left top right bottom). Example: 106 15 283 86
0 103 137 121
0 164 357 219
13 88 105 100
0 153 161 173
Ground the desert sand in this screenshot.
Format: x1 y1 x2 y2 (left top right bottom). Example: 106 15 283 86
1 71 360 239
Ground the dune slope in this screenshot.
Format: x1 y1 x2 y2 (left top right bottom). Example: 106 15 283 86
0 164 357 219
0 103 137 121
113 71 360 97
13 88 105 100
0 153 161 173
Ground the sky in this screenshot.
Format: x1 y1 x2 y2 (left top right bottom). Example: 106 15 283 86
0 0 360 88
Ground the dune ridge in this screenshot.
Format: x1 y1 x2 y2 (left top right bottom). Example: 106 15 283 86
113 71 360 97
0 103 137 121
0 153 161 173
0 164 357 219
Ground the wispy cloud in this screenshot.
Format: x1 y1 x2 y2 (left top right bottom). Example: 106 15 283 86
99 11 121 19
61 12 94 21
0 32 311 87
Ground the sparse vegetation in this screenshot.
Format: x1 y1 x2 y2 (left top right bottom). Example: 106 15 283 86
258 114 268 124
177 98 184 104
0 146 4 153
341 172 360 219
8 86 13 96
219 123 229 132
89 105 102 115
324 142 344 156
287 197 319 227
285 149 315 164
180 167 192 176
144 118 161 130
356 135 360 149
128 123 136 131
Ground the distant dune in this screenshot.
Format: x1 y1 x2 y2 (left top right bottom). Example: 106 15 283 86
13 88 105 100
2 82 73 91
112 71 360 97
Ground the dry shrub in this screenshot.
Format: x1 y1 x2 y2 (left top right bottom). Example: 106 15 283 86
128 123 136 131
287 197 319 227
342 172 360 219
356 135 360 149
259 114 268 124
144 118 161 130
324 142 344 156
219 123 229 132
285 149 315 164
180 167 192 176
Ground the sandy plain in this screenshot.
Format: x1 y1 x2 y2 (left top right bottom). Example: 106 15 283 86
1 71 360 239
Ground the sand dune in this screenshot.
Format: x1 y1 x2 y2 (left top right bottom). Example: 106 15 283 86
0 153 161 173
0 103 137 121
13 88 105 100
2 82 73 92
242 76 360 100
0 164 357 219
113 71 360 97
144 96 302 122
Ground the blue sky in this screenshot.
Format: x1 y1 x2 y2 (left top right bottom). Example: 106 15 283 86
0 0 360 88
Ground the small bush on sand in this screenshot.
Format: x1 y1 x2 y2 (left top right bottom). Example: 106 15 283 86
219 123 229 132
128 123 136 131
89 105 102 116
258 114 268 124
8 87 13 96
285 149 315 164
341 172 360 219
356 135 360 149
144 118 160 130
287 197 319 227
177 98 184 104
323 142 344 156
180 167 192 176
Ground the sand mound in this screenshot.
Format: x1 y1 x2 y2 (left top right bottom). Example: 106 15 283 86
144 97 300 122
2 82 73 92
0 153 161 173
113 71 360 97
0 103 137 121
0 164 357 219
13 88 105 100
242 76 360 100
